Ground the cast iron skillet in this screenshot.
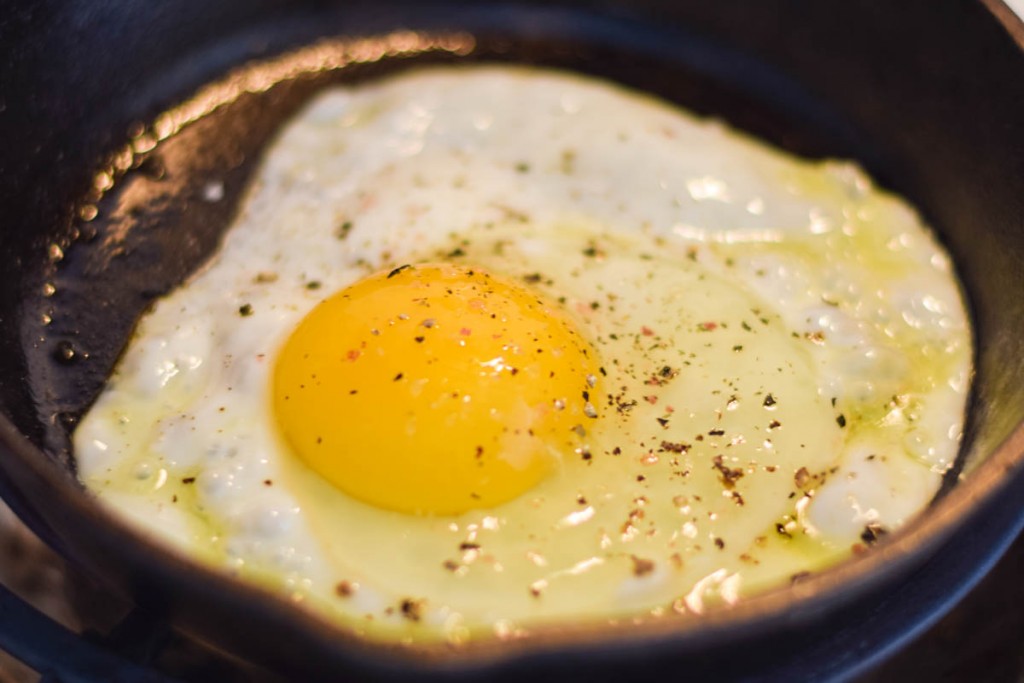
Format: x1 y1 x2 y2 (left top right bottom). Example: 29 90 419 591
1 1 1023 680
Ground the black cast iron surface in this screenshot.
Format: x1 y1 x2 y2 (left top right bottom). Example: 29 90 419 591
0 1 1022 682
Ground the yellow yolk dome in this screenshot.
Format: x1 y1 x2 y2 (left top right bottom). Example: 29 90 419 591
273 263 601 515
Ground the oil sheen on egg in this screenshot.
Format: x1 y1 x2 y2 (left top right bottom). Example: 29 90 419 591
73 66 972 643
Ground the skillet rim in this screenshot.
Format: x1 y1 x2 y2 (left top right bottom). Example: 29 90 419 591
0 0 1022 678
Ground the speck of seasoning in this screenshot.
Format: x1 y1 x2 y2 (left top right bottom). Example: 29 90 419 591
630 555 655 577
421 318 436 328
794 467 811 489
393 373 403 381
442 560 459 571
181 477 196 485
335 581 355 597
612 447 622 455
708 428 725 436
263 479 273 486
305 280 322 290
733 345 744 352
414 336 425 343
860 523 889 545
562 149 577 174
656 417 669 428
515 162 531 173
714 538 725 550
254 272 278 284
768 419 782 430
776 523 792 538
336 220 354 239
523 273 543 284
712 455 744 488
238 304 253 317
459 542 480 551
400 599 423 621
763 394 777 408
580 448 592 461
387 264 413 279
790 572 811 585
660 441 689 453
836 414 847 428
447 247 466 258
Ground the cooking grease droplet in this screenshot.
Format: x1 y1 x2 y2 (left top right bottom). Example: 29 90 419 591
136 155 167 180
57 412 78 430
53 340 79 364
77 224 98 243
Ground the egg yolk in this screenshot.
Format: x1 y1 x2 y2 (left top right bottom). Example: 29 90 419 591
273 263 601 515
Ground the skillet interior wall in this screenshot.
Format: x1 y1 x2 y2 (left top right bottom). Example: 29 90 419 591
0 1 1021 681
0 0 1021 535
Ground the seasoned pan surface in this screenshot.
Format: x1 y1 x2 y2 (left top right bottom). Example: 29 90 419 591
1 2 1023 681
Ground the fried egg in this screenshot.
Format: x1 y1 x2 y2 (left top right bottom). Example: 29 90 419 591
73 66 972 643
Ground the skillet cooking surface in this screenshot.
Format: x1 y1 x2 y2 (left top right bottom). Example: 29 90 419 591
1 2 1023 681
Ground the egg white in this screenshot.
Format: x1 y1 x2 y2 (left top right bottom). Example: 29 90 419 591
74 66 972 643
